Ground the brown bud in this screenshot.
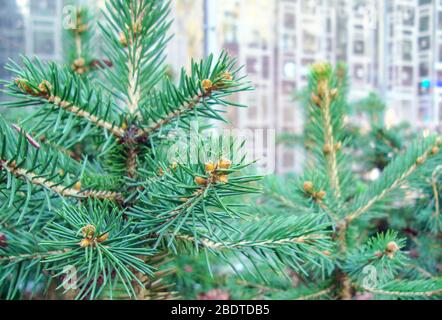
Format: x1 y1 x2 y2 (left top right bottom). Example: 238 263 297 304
311 62 331 77
8 160 17 169
311 93 322 107
77 23 89 33
15 78 37 95
75 67 86 75
416 157 425 165
79 238 92 248
158 168 164 176
119 32 128 47
132 21 142 34
335 141 342 151
317 79 328 97
201 79 213 91
195 176 207 185
218 158 232 170
74 181 82 191
386 241 400 253
431 146 440 155
217 174 229 184
96 233 109 243
53 96 62 105
303 181 314 193
205 161 216 173
222 71 233 81
60 101 70 108
315 191 327 200
73 57 85 67
81 224 96 239
38 80 52 94
323 144 332 154
322 250 331 256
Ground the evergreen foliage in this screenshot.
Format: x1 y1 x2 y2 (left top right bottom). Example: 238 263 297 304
0 0 334 300
173 63 442 300
0 0 440 301
247 62 442 299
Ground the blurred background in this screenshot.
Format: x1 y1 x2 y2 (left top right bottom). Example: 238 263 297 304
1 0 442 174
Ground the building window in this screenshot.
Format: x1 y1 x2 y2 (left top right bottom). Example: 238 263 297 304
30 0 57 16
303 31 317 54
246 57 258 74
402 67 413 86
282 149 295 168
402 41 412 61
402 7 414 26
354 40 364 55
439 12 442 30
283 61 296 79
419 36 430 50
440 44 442 63
284 13 295 29
282 34 296 52
33 31 55 55
262 56 270 79
439 102 442 122
354 65 365 80
419 62 429 77
419 0 432 5
419 16 430 32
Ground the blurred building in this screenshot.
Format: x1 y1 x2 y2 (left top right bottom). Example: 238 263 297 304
416 0 442 128
1 0 442 172
381 0 419 128
0 0 64 100
0 0 26 91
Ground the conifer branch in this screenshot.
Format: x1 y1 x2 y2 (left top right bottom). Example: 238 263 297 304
431 165 441 222
346 138 441 223
295 285 335 300
176 233 329 250
125 1 143 115
0 250 67 263
140 92 206 136
46 96 126 137
0 160 122 201
4 60 127 139
319 84 341 199
362 286 442 297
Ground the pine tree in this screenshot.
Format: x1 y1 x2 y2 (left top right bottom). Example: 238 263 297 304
172 63 442 301
240 62 442 300
0 0 334 300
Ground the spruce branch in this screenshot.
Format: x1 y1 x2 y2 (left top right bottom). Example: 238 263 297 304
307 62 349 201
346 136 442 223
2 57 126 140
344 231 408 285
129 136 261 242
295 285 335 300
174 214 334 279
137 52 250 138
100 0 171 114
41 201 155 300
66 6 97 76
430 165 441 228
361 279 442 298
1 160 122 201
